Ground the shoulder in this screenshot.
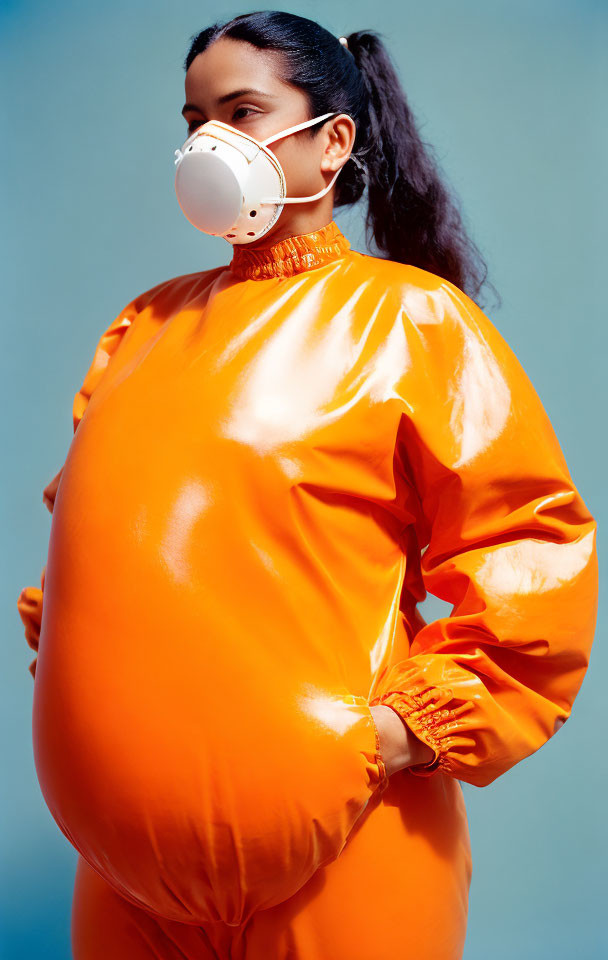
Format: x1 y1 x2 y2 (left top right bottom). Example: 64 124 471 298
85 265 226 365
352 251 505 347
348 253 524 392
352 251 476 319
128 265 227 316
347 249 446 293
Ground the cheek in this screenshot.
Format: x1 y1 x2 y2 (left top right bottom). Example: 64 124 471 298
274 140 319 189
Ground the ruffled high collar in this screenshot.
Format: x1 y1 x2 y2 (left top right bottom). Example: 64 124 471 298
229 220 351 281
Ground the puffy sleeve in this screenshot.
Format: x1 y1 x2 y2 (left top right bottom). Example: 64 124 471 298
369 276 599 787
16 300 140 678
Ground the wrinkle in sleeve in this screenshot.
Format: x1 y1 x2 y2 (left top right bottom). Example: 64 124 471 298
16 298 140 678
369 279 599 787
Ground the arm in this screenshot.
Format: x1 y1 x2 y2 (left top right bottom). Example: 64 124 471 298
16 301 140 678
369 276 598 786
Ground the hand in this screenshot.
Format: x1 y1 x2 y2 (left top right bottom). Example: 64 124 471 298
17 585 43 652
17 573 44 681
370 704 436 777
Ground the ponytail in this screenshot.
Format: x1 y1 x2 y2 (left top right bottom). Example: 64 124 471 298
343 30 499 308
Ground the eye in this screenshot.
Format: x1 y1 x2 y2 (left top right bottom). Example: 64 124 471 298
186 106 256 135
232 106 256 120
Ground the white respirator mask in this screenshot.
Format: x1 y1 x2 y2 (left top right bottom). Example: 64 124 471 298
173 111 359 245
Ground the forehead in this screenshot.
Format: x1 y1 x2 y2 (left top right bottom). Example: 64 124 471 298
184 38 291 103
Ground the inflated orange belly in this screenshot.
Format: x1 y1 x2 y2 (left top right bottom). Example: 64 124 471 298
32 349 389 926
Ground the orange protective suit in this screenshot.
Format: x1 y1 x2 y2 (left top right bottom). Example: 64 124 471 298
18 220 598 958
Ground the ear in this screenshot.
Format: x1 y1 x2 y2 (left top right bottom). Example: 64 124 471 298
321 114 356 172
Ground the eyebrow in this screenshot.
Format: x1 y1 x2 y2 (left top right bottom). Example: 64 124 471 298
181 88 275 116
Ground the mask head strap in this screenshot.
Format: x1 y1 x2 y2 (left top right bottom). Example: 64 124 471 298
260 112 340 148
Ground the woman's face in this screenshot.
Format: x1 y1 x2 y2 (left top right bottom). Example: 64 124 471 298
181 36 355 247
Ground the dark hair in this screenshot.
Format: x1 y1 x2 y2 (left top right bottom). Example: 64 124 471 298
183 10 500 309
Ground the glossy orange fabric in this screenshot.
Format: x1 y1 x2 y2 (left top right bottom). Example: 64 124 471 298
18 220 598 955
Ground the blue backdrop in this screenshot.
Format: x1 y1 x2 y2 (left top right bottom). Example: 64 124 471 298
1 0 605 956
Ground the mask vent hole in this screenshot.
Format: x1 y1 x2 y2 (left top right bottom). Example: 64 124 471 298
247 232 255 236
211 145 217 150
249 210 257 217
226 234 235 238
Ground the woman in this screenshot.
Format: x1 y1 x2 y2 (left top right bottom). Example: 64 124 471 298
17 11 598 960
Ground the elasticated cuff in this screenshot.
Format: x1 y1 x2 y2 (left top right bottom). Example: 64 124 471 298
369 686 456 778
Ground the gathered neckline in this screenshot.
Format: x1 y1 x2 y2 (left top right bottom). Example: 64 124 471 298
228 220 351 281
